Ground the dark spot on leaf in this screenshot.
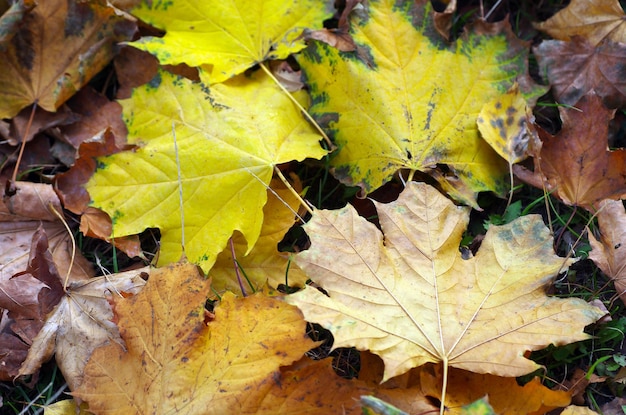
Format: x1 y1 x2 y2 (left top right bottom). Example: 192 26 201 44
495 102 502 109
65 2 93 37
148 72 162 89
424 90 438 130
407 150 412 160
152 0 174 10
12 18 35 70
95 160 107 171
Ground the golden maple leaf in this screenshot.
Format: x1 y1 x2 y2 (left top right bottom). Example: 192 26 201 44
286 182 604 384
73 261 316 414
209 179 308 296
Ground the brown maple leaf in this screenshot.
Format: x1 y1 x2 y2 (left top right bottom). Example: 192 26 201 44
514 92 626 209
535 37 626 108
0 0 136 118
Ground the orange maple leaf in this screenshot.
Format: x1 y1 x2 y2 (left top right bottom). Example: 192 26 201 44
73 261 316 414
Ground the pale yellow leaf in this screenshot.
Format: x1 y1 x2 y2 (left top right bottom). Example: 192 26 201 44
286 182 604 381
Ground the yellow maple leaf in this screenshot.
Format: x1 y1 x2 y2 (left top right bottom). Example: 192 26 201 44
298 0 541 205
209 179 308 296
286 182 604 384
73 261 316 414
128 0 330 84
86 69 326 272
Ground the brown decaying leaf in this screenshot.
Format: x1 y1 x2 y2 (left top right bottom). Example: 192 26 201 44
558 368 606 406
0 228 64 381
0 0 136 119
8 105 78 145
302 28 356 52
55 130 124 215
74 262 316 414
534 0 626 46
0 181 61 222
535 37 626 108
433 0 457 40
0 222 146 389
59 87 128 149
113 46 160 100
514 93 626 209
589 199 626 306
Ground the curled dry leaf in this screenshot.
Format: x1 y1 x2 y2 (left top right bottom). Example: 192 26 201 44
589 199 626 306
19 259 149 391
0 222 145 389
514 93 626 209
286 182 604 384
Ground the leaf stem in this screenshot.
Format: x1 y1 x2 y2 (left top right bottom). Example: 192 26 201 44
259 62 333 149
274 165 314 216
9 103 37 186
440 361 448 415
229 237 247 297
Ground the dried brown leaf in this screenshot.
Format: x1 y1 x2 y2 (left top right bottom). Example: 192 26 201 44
535 37 626 108
514 93 626 209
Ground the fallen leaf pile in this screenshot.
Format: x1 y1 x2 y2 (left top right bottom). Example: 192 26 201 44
1 0 625 414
